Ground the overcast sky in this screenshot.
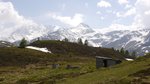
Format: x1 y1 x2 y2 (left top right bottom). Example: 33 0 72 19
0 0 150 29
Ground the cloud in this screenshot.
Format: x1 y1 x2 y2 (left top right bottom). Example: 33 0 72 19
125 4 132 9
144 10 150 15
116 7 136 18
118 0 129 5
100 16 104 20
47 13 84 27
0 2 34 26
98 23 140 34
133 0 150 26
115 0 150 28
97 0 111 8
0 1 43 41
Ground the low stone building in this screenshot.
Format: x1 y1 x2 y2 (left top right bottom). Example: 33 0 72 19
66 65 80 69
52 64 60 69
96 56 121 68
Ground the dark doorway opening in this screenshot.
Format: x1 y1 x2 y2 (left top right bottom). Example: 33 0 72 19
103 59 107 67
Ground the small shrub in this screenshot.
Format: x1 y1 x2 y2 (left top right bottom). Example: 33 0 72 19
19 38 27 48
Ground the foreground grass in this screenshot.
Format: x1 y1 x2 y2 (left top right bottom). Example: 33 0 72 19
0 61 95 84
1 56 149 84
59 56 150 84
0 47 96 84
0 47 150 84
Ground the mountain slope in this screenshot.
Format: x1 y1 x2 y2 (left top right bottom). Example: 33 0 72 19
39 24 150 55
41 23 95 42
1 23 150 55
0 41 14 47
7 24 50 42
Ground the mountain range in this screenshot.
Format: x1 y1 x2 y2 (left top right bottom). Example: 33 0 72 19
1 23 150 55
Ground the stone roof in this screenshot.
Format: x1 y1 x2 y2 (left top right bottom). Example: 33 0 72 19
96 56 113 60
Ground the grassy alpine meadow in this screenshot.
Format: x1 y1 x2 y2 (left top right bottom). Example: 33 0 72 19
0 47 96 84
59 56 150 84
0 41 150 84
1 48 150 84
0 64 95 84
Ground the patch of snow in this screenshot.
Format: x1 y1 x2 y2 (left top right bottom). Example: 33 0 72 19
142 47 146 50
52 26 61 32
139 30 149 36
26 46 52 53
145 50 149 53
89 41 101 47
130 36 142 42
125 58 134 61
1 42 5 44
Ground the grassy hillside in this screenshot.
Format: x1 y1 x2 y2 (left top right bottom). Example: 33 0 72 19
0 47 96 84
0 47 95 67
0 47 54 66
0 46 150 84
59 55 150 84
1 40 149 84
29 40 124 60
0 40 125 84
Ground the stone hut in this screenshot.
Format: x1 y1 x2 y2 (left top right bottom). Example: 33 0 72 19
96 56 121 68
52 64 60 69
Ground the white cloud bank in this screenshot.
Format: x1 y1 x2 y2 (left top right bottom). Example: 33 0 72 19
97 0 111 8
133 0 150 27
0 1 33 38
0 1 46 42
118 0 129 5
0 2 35 27
47 13 84 27
116 7 136 18
144 10 150 15
115 0 150 27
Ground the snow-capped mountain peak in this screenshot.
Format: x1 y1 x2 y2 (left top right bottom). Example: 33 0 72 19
8 24 50 42
70 23 94 34
76 23 90 28
1 23 150 56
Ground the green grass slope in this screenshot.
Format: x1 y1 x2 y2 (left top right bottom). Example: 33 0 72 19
0 40 139 84
0 47 96 84
0 47 55 66
59 55 150 84
0 47 96 67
